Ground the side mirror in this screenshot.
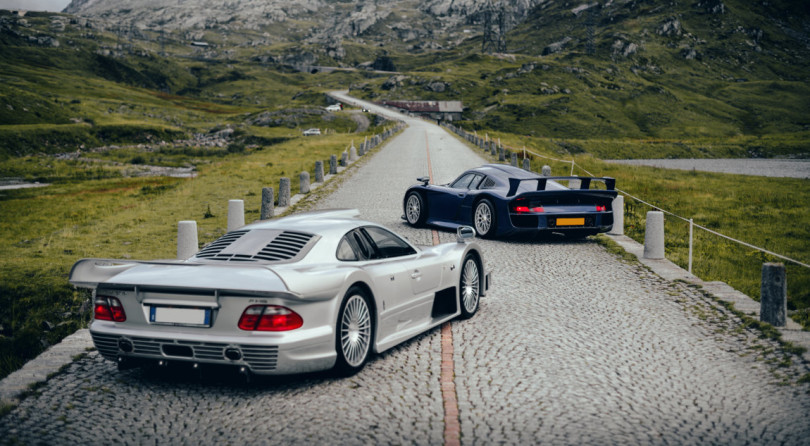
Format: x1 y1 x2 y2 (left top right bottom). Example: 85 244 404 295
456 226 476 243
417 176 430 186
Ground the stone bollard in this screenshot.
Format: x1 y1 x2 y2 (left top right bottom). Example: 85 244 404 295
510 153 518 167
349 145 358 161
498 147 505 162
761 263 787 327
177 220 198 260
358 142 365 156
541 165 552 176
315 161 324 183
608 195 624 236
278 177 291 207
261 187 274 220
340 151 348 167
490 144 496 156
299 171 310 194
523 158 531 171
227 199 244 231
329 155 337 174
643 211 665 259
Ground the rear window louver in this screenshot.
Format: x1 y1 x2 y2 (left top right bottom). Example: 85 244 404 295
195 230 249 259
253 232 314 261
195 230 314 263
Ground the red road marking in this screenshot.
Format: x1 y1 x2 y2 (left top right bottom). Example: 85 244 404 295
425 130 460 445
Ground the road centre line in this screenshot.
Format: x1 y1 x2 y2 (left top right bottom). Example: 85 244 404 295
424 130 461 445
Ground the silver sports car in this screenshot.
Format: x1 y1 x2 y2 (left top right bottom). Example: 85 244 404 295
70 209 490 377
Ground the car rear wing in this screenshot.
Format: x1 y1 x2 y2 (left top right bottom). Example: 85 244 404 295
69 258 306 299
507 176 616 197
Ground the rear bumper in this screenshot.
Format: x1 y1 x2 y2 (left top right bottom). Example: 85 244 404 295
90 321 336 375
503 212 613 235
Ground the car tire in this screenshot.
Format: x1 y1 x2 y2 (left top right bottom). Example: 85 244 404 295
333 286 373 376
459 253 481 319
404 191 427 227
473 199 496 238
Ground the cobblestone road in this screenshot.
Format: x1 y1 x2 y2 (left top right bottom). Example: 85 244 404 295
1 97 809 445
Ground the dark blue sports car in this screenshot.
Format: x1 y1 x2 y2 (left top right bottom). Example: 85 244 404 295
402 164 618 239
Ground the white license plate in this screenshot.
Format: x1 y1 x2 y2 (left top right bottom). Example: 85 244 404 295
149 306 211 326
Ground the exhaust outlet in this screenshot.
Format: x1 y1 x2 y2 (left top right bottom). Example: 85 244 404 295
224 347 242 361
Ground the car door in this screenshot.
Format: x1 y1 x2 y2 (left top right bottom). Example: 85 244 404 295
360 227 442 334
428 172 480 223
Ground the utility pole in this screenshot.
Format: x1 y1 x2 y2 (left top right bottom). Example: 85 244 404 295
481 0 507 54
585 2 597 56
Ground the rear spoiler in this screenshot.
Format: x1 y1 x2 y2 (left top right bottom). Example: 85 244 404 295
507 176 616 197
68 258 304 299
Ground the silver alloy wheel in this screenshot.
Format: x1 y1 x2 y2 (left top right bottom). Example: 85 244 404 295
340 294 371 367
474 202 492 235
461 258 480 313
406 194 421 224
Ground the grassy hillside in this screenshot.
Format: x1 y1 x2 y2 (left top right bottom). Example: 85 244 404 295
354 0 810 158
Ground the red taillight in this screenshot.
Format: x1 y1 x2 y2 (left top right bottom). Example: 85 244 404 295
238 305 303 331
513 205 544 213
596 205 607 212
94 296 126 322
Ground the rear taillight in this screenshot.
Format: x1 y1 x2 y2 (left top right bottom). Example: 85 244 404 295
95 296 126 322
238 305 303 331
512 204 544 213
596 205 607 212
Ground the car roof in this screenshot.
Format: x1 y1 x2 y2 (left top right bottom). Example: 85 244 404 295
242 209 370 239
472 163 540 180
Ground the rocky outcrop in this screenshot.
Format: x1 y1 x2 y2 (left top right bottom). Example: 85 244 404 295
62 0 544 48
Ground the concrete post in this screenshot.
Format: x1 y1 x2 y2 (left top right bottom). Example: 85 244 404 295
329 155 337 174
608 195 624 236
761 263 787 327
177 220 198 260
490 144 496 156
260 187 274 220
314 160 324 183
299 171 310 194
340 151 348 167
278 177 290 207
227 199 244 231
541 165 552 176
523 158 531 171
349 144 358 161
510 153 518 167
498 147 505 162
643 211 665 259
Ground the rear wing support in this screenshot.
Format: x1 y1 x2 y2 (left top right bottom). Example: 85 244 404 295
507 176 616 197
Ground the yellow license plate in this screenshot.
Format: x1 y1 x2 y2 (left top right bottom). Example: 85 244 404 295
557 218 585 226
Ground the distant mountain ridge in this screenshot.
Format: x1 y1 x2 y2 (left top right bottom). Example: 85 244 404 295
63 0 542 46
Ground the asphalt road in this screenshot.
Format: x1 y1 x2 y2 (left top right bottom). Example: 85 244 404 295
1 95 809 445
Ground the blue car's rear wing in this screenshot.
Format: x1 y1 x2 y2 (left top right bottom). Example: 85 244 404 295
507 176 616 197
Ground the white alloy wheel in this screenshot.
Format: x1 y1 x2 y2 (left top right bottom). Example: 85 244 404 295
460 255 480 318
339 294 372 368
474 200 494 237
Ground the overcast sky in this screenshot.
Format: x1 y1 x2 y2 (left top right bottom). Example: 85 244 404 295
0 0 72 12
